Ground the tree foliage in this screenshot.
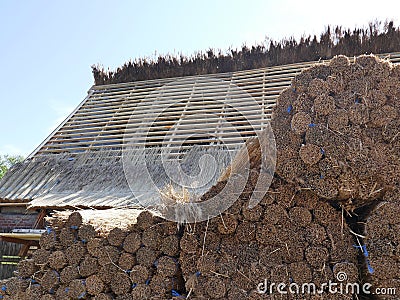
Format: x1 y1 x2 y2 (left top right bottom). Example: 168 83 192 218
92 20 400 85
0 155 24 179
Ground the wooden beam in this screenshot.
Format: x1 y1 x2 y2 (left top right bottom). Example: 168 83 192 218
18 209 46 256
33 209 46 229
0 203 28 207
18 241 38 257
0 236 38 245
0 234 41 241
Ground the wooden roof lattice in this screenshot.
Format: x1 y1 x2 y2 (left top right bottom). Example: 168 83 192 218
30 52 400 159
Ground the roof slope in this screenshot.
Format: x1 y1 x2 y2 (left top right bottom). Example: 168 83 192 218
0 152 134 208
1 53 400 208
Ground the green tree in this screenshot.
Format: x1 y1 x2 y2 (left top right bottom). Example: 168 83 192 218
0 155 24 179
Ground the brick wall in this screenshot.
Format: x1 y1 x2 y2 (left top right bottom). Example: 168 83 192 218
0 207 37 231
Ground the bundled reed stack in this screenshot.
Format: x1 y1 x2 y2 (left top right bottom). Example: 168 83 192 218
272 54 400 207
1 211 184 299
179 176 359 299
364 189 400 299
271 54 400 298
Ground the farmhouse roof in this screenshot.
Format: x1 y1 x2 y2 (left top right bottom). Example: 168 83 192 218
1 53 399 208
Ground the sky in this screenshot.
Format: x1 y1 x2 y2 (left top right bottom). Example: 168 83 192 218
1 0 399 157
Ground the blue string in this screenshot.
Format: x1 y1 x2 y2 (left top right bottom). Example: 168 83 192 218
132 283 137 289
70 225 78 230
172 289 181 297
287 105 293 113
320 148 325 155
145 279 150 285
78 292 86 299
308 123 317 128
195 271 201 277
353 244 369 257
1 285 6 291
362 245 369 257
353 244 373 274
366 259 374 274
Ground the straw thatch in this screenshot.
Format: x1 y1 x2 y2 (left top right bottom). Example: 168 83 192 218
3 144 238 215
93 21 400 85
46 208 143 235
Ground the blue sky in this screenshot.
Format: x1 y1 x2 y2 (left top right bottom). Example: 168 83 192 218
1 0 399 157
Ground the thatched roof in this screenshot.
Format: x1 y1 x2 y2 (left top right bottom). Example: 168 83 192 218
93 21 400 85
0 146 237 209
0 152 135 208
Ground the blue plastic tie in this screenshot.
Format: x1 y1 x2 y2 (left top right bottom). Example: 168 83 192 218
353 244 373 273
132 283 137 289
70 225 78 230
78 292 86 299
46 227 52 234
308 123 317 128
320 148 325 155
287 105 293 113
49 288 54 294
81 239 87 244
172 289 181 297
145 279 150 285
65 287 69 293
195 271 201 277
353 244 369 257
362 245 369 257
366 259 374 274
0 295 3 299
320 174 324 179
153 260 159 267
1 285 6 291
